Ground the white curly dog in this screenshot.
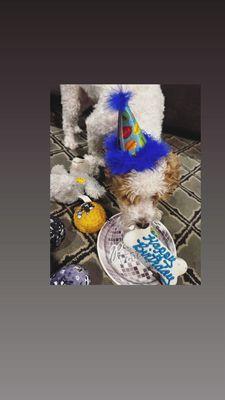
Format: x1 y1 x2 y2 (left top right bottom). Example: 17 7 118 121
59 85 179 229
60 84 164 153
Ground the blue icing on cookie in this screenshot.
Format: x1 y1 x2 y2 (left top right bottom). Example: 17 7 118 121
132 233 176 285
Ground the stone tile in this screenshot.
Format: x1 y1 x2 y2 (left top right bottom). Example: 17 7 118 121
177 136 195 144
177 232 201 277
195 219 201 231
181 175 201 198
100 193 119 217
158 203 186 237
50 152 72 171
180 165 189 178
162 133 173 140
50 137 61 152
168 136 188 150
194 142 201 152
50 126 63 135
53 132 64 142
168 143 179 152
103 275 114 285
50 201 64 214
166 187 201 221
195 170 201 180
179 154 199 171
185 146 201 161
163 136 179 151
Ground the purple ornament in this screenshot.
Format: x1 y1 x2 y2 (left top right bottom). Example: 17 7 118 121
50 215 65 249
50 264 91 286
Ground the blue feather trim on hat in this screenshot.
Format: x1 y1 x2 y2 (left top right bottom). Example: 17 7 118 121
104 132 170 175
107 88 133 112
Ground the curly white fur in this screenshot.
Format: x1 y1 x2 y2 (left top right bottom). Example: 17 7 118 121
60 84 164 153
125 160 168 201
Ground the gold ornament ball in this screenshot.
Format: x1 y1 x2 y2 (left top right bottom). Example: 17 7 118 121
73 202 106 234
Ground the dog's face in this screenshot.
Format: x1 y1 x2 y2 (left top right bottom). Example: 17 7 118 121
109 153 180 230
115 193 161 230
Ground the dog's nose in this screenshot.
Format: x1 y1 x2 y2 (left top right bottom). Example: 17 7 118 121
136 221 149 229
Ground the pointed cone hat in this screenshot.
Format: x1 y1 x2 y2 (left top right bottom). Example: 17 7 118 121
118 103 147 156
105 88 170 175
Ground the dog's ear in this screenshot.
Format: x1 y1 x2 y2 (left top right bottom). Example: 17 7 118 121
109 174 132 203
162 152 180 199
109 174 126 196
148 153 180 205
152 193 161 206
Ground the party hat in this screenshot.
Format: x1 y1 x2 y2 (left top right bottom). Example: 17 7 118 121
105 88 170 175
118 101 147 155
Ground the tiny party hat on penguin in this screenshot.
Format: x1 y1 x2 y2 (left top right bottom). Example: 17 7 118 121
104 87 170 175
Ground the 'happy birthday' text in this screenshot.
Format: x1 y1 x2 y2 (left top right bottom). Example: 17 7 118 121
133 233 176 284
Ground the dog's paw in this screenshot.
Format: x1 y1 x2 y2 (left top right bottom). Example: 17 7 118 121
64 136 78 150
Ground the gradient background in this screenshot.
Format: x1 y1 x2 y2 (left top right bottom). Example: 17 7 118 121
0 1 224 399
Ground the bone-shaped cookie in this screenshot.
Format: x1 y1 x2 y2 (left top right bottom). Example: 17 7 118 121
123 227 187 285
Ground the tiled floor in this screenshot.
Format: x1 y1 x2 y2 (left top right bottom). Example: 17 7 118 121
50 127 201 285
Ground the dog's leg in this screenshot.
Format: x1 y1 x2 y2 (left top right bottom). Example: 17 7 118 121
60 84 81 149
72 154 104 178
85 101 117 172
86 120 105 160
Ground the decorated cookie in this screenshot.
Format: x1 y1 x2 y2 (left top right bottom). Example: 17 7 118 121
123 227 187 285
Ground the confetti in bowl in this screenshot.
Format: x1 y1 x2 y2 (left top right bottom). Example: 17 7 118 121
97 213 176 285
